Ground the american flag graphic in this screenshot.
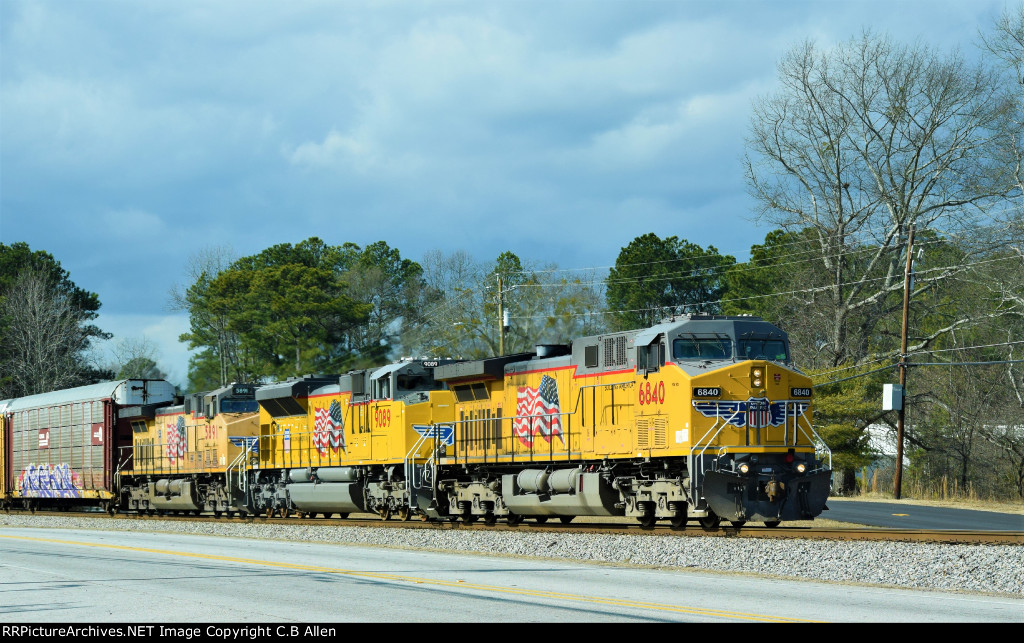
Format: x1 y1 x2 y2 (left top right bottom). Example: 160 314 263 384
314 400 345 456
165 416 186 464
513 375 563 447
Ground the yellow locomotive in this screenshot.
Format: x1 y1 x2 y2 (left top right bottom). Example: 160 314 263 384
118 384 260 516
249 362 458 520
433 314 832 528
245 315 832 529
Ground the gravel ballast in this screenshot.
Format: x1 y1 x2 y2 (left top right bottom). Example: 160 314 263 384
2 514 1022 598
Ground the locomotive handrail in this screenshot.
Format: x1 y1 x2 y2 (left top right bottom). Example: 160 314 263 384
573 380 632 427
114 445 134 492
796 414 832 471
404 427 438 492
226 438 257 494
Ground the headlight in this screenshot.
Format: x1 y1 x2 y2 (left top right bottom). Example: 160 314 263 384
751 367 764 387
738 463 750 474
795 463 807 473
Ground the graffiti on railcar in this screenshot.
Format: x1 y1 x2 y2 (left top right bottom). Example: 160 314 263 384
16 463 84 498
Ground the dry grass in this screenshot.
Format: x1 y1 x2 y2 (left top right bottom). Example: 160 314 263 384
831 493 1024 515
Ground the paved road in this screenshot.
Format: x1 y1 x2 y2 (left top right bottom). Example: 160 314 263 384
2 527 1021 623
823 500 1024 531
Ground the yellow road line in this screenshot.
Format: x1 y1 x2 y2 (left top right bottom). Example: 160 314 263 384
0 533 822 622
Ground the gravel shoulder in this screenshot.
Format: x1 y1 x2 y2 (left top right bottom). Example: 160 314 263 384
2 513 1021 599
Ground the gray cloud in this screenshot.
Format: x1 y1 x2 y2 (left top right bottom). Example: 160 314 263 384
1 0 1009 383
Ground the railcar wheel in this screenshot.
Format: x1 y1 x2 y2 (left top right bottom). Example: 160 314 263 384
670 514 687 531
699 512 721 532
763 520 781 528
379 507 391 521
534 516 549 524
637 512 657 531
214 510 223 519
398 507 411 522
483 512 497 526
338 512 349 519
323 512 333 519
559 516 574 525
461 512 477 525
506 512 523 526
730 520 746 529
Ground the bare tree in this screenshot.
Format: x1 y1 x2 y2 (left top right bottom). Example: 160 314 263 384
745 31 1021 369
407 249 607 360
981 3 1024 196
107 336 167 379
169 245 239 388
2 268 100 395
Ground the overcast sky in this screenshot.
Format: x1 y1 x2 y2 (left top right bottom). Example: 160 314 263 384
0 0 1013 388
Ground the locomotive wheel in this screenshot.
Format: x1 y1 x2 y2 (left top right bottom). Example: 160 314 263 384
637 511 657 530
506 512 523 526
397 507 411 522
730 520 746 529
699 512 721 532
559 516 574 525
764 520 781 528
379 507 391 521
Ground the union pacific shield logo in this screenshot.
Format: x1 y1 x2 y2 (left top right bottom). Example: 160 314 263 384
692 398 809 428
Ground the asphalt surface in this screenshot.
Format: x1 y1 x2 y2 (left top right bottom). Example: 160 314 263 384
822 499 1024 531
3 527 1021 622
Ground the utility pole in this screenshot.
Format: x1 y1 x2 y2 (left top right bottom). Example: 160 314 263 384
894 224 915 500
497 275 505 356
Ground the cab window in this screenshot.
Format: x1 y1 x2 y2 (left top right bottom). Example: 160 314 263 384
738 339 788 361
673 338 732 360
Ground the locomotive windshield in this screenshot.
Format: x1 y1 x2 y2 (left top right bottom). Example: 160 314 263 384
738 339 788 362
220 399 259 414
672 337 733 361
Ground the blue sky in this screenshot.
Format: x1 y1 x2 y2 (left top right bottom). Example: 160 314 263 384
0 0 1012 388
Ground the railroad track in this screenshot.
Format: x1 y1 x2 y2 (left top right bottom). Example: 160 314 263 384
6 509 1022 545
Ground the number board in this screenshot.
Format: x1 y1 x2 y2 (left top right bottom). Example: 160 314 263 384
790 387 812 398
232 384 256 398
692 387 722 398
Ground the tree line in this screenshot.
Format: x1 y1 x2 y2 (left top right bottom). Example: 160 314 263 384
2 7 1021 498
